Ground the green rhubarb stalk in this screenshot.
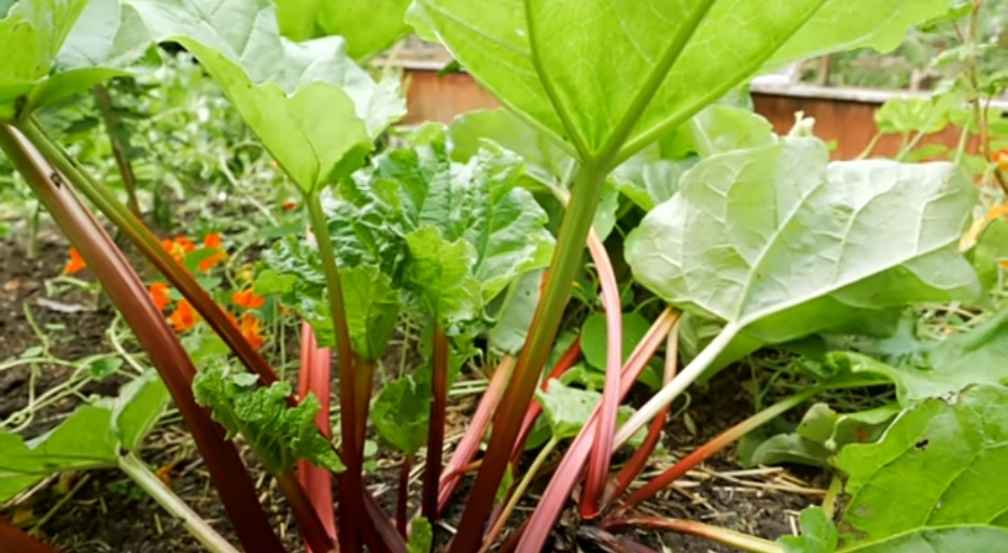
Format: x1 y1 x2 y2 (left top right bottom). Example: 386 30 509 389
304 191 366 553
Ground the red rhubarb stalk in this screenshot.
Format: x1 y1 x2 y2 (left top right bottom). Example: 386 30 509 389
604 516 782 553
0 518 65 553
423 326 450 523
514 308 679 553
297 323 336 551
603 325 679 508
438 356 516 513
581 229 623 518
0 124 288 553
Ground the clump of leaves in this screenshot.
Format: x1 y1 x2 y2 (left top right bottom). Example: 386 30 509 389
193 366 343 474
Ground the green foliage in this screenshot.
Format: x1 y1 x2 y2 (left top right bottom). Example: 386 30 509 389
342 265 401 361
536 380 644 444
627 136 980 349
192 366 344 474
836 385 1008 549
274 0 412 60
371 374 430 455
740 403 899 469
0 372 168 501
128 0 405 192
779 508 838 553
0 0 147 120
406 516 433 553
409 0 948 162
828 311 1008 405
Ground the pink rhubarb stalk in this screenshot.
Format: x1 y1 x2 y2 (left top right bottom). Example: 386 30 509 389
297 323 336 551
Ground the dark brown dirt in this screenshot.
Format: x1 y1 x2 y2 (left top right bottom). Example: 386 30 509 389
1 234 823 553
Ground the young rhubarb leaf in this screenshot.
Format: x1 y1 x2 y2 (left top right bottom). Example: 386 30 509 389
835 385 1008 548
192 366 344 474
404 226 481 329
371 375 430 455
128 0 405 192
408 0 947 162
536 380 644 445
342 264 401 361
111 370 171 452
627 137 981 348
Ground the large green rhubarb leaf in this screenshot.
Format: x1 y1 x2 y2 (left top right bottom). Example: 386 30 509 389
408 0 947 162
274 0 412 59
836 385 1008 548
129 0 405 191
0 0 149 120
626 137 981 345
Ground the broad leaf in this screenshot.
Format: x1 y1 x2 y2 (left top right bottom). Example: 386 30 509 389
627 137 981 345
536 380 644 444
0 373 167 501
342 265 401 361
111 370 170 452
317 0 412 61
0 0 145 119
836 385 1008 548
128 0 405 191
193 366 344 473
405 226 481 328
779 508 838 553
372 375 430 454
580 312 652 370
488 269 542 354
408 0 947 161
828 311 1008 406
741 403 899 469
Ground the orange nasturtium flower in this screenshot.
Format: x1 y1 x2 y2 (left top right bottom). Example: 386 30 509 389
63 247 87 274
232 288 265 309
198 232 228 272
994 149 1008 173
282 199 298 211
161 236 196 265
148 282 171 312
239 312 264 350
168 298 199 333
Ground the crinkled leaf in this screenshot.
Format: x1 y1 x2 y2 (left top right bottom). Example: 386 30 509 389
405 226 481 328
371 375 430 454
193 366 344 473
408 0 946 161
0 0 153 120
828 311 1008 406
627 137 981 346
273 0 321 40
836 385 1008 547
688 105 777 158
342 264 401 361
112 370 169 452
128 0 405 191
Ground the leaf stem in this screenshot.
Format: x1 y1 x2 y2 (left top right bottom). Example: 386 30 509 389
0 124 286 553
297 323 337 551
439 355 516 513
0 518 64 553
93 85 141 218
480 436 560 553
605 516 783 553
118 454 241 553
615 385 823 513
423 325 450 523
613 323 742 449
448 163 606 553
304 191 365 553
